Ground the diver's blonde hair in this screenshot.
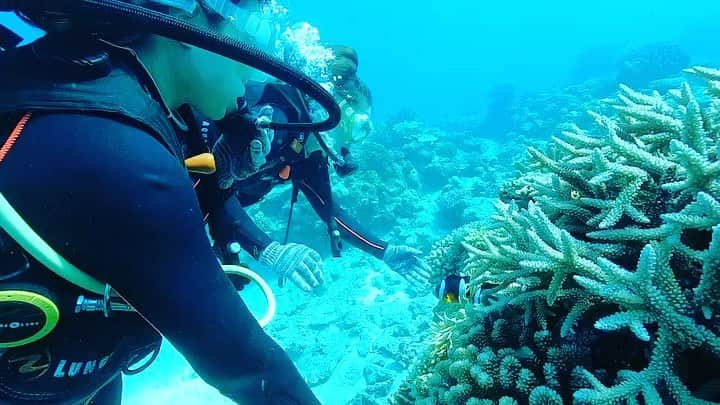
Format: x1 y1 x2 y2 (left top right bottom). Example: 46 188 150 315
329 45 372 113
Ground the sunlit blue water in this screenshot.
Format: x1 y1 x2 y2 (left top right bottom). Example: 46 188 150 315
3 1 720 403
4 2 720 123
286 0 720 124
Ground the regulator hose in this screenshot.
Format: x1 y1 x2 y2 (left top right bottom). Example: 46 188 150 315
0 191 277 327
0 0 342 132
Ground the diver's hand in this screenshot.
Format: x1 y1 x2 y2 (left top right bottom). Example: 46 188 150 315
383 245 432 291
259 242 324 292
212 131 255 189
213 105 274 189
249 105 274 169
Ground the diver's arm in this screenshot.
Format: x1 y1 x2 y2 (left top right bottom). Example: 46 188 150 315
331 205 389 259
300 179 388 259
1 113 318 404
183 102 274 262
297 166 432 289
207 190 275 261
293 152 388 259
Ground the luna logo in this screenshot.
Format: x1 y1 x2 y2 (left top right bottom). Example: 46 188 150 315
53 355 111 378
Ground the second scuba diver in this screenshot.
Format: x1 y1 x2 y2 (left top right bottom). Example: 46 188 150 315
193 45 433 293
0 0 338 403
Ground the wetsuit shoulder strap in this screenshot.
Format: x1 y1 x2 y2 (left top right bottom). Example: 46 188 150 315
0 41 183 159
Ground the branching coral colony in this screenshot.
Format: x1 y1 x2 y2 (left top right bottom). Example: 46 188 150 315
390 67 720 405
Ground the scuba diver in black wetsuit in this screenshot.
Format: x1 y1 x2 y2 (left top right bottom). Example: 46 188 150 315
193 46 433 293
0 0 342 403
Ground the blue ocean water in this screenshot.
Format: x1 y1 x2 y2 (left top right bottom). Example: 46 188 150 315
286 0 720 125
3 0 719 403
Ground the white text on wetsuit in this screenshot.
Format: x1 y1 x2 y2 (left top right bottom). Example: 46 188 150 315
52 355 110 378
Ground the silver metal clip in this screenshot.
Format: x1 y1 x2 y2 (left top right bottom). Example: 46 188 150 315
75 284 133 317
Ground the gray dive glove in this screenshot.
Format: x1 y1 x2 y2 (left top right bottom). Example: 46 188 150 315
259 242 324 292
213 105 274 189
383 245 432 291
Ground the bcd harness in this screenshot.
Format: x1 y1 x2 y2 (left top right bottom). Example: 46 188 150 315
0 40 276 351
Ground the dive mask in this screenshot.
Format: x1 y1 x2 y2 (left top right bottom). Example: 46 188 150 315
336 99 373 145
202 0 277 51
351 112 373 143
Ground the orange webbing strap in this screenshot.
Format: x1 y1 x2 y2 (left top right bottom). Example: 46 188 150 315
0 113 32 164
279 165 291 180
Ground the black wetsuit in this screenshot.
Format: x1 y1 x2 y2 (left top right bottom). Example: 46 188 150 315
0 48 319 404
192 82 389 264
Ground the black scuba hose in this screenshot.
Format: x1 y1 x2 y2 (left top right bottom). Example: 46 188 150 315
0 0 342 132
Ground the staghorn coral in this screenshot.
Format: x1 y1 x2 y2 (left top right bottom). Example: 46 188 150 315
398 67 720 404
437 187 472 226
424 222 485 289
386 119 512 195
